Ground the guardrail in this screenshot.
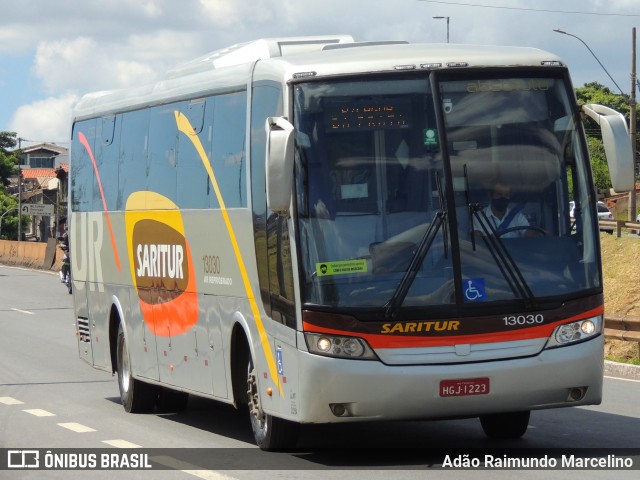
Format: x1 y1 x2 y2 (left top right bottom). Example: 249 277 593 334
599 220 640 237
604 313 640 343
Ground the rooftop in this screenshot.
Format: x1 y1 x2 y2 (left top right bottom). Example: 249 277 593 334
21 168 57 179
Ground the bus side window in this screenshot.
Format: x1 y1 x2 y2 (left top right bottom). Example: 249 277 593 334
148 104 178 203
71 119 96 212
95 115 121 211
119 109 149 204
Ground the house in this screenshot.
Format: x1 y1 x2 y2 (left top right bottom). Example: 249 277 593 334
9 143 69 241
20 143 68 169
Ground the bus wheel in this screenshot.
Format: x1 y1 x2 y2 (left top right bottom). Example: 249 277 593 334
246 354 299 450
116 324 158 413
479 411 530 439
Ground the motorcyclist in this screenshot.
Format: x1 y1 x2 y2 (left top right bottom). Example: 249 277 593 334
60 244 71 285
58 225 71 293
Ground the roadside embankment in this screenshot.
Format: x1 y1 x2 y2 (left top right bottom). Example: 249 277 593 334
0 239 62 271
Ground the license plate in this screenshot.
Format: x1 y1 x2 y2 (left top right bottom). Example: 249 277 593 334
440 377 490 397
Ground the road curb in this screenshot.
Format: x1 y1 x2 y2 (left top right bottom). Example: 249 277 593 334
604 360 640 380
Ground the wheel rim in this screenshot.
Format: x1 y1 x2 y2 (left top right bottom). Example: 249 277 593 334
247 363 266 433
119 339 131 395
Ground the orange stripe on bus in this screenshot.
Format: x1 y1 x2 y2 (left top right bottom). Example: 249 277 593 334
78 132 122 272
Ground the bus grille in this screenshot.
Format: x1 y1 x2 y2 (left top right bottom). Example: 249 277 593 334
77 317 91 343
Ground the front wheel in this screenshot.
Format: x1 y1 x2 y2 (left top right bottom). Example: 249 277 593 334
479 411 530 439
246 354 299 450
116 324 158 413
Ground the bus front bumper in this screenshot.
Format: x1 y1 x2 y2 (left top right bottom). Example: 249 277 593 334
292 335 603 424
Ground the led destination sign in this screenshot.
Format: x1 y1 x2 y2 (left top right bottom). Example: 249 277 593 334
325 98 412 131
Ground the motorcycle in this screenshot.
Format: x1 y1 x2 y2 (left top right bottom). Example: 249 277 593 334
59 245 72 294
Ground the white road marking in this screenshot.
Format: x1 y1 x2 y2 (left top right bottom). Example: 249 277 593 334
152 456 239 480
4 389 236 480
605 375 640 383
11 308 34 315
57 422 96 433
102 439 143 448
23 409 56 417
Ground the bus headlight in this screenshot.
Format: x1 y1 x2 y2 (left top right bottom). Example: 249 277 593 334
304 333 377 360
546 316 602 348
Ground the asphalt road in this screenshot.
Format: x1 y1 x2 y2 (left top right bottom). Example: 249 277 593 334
0 264 639 479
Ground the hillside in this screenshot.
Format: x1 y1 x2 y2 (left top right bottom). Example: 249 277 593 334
601 233 640 363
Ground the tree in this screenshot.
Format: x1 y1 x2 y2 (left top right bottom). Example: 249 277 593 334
0 131 20 186
0 188 19 240
587 137 612 192
0 131 22 240
0 131 19 152
575 82 630 117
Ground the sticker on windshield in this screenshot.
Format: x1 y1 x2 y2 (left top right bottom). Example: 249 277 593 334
316 260 368 277
463 278 486 302
423 128 438 146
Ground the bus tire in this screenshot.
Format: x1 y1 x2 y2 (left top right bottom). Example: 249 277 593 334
246 353 299 450
116 323 158 413
479 411 530 439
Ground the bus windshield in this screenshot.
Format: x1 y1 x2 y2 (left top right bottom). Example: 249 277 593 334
293 73 600 313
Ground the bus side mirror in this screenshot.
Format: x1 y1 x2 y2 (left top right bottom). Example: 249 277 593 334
581 104 635 192
266 116 295 215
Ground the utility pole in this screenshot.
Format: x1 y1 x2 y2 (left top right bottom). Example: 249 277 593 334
629 27 637 222
17 169 22 241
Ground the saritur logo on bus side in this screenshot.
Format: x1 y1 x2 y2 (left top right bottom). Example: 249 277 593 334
125 191 198 336
133 220 189 292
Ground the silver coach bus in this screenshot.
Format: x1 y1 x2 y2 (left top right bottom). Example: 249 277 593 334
70 36 633 450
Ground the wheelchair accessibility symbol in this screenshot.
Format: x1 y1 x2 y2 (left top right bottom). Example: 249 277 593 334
276 347 284 375
464 278 485 302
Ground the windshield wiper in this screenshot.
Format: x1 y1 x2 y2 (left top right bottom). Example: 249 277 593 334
384 174 448 320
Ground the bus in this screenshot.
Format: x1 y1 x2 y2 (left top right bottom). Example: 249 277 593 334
70 36 634 450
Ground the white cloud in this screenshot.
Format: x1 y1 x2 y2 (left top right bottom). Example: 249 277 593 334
0 25 37 55
126 30 203 65
33 37 96 94
198 0 276 28
30 28 212 97
9 95 78 143
32 37 165 95
2 0 638 141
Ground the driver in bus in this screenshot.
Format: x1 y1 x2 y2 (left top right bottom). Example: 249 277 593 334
472 181 534 238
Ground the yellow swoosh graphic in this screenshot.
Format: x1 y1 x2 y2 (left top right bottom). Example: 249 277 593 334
174 111 283 397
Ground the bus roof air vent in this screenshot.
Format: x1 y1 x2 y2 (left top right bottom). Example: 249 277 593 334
323 41 409 51
165 36 355 78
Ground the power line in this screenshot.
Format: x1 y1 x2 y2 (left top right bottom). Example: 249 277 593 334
19 138 70 146
417 1 640 17
17 138 70 150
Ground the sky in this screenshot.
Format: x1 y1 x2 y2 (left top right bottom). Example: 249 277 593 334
1 0 640 149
